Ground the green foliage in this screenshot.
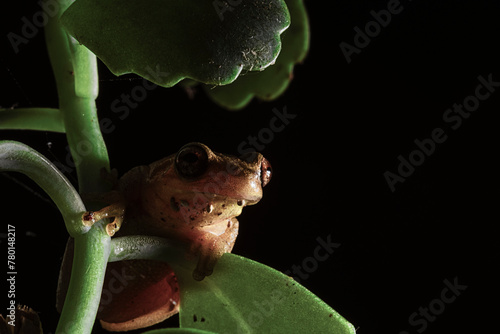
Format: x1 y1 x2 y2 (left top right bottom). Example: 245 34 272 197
61 0 291 87
0 1 354 333
110 237 356 334
178 254 355 334
203 0 310 110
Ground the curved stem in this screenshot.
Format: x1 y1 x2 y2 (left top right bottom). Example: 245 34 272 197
109 235 194 271
0 108 65 132
0 140 88 236
0 142 109 332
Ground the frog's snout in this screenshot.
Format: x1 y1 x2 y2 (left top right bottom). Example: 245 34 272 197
240 151 272 188
259 157 272 187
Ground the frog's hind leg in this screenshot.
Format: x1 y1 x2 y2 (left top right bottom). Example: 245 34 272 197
99 260 180 331
82 202 125 236
57 239 180 331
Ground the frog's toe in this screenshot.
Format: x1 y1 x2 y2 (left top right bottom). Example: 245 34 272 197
192 269 207 281
192 267 214 281
105 216 123 236
192 254 218 281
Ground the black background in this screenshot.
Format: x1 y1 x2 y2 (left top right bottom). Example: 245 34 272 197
1 0 499 333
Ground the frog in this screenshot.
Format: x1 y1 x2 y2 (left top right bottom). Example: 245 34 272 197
58 142 272 331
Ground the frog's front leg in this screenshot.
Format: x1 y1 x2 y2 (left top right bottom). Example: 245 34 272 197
83 203 125 236
192 218 239 281
81 190 126 236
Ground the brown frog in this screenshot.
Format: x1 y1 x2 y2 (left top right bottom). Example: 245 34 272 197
59 142 272 331
84 142 272 280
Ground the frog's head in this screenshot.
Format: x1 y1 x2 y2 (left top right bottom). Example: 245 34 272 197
146 142 272 228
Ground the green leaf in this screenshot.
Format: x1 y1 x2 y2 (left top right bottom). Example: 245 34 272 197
107 237 354 333
203 0 310 110
61 0 290 87
178 253 356 334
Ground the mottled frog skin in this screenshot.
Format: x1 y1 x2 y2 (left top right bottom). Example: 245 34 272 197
59 143 271 331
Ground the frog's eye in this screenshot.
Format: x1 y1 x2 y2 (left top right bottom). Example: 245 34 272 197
175 143 209 179
260 157 272 187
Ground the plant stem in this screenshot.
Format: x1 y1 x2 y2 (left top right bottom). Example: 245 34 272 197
0 140 87 236
43 1 112 333
0 108 65 132
109 236 193 271
57 227 110 334
44 0 109 194
0 141 110 334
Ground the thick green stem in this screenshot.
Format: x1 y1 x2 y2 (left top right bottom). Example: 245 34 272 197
57 227 110 334
44 0 109 193
109 236 193 271
0 141 87 235
42 1 113 333
0 108 65 132
109 235 196 287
